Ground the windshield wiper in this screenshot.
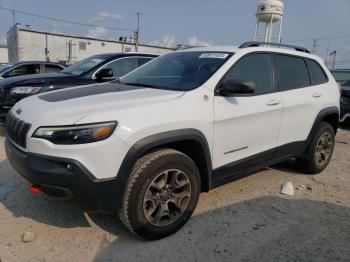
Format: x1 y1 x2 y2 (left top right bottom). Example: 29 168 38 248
121 82 161 89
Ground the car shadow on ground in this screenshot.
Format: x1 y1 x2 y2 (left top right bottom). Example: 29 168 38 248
1 156 350 261
92 197 350 262
339 123 350 131
0 157 92 228
0 126 6 137
269 158 308 176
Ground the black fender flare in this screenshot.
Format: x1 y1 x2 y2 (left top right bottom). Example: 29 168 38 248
306 106 339 146
113 129 213 209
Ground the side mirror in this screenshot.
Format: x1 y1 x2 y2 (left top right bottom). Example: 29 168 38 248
217 79 255 96
96 68 113 80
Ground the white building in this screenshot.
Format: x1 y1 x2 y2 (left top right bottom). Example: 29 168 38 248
0 45 8 64
7 25 174 64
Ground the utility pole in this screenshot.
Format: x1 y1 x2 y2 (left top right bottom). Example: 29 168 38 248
311 39 318 54
324 40 331 67
45 33 50 61
132 12 143 52
332 51 337 70
12 0 16 26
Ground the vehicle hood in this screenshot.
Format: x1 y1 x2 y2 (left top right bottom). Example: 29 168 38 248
12 82 185 126
0 73 77 89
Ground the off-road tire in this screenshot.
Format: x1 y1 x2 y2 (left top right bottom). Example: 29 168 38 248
118 148 201 240
297 122 335 174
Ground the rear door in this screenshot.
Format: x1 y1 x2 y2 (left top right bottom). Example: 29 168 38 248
275 54 328 151
213 53 283 171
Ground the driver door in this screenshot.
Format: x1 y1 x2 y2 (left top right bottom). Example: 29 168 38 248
213 53 283 174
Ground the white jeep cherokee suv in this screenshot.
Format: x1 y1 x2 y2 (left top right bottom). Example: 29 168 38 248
5 42 340 240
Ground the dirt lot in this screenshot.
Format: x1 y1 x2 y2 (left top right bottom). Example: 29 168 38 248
0 125 350 262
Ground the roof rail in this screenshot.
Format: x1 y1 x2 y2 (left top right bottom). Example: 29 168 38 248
239 41 311 54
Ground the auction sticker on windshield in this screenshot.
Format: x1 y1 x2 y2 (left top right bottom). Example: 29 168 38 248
199 53 229 59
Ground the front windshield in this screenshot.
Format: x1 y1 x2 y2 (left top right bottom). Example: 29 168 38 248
62 55 110 75
0 64 13 74
120 51 233 91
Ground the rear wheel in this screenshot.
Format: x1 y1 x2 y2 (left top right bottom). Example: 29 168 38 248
297 122 335 174
118 149 200 240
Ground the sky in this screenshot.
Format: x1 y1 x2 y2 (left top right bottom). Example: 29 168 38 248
0 0 349 68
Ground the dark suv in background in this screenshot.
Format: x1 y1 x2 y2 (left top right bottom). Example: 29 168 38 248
0 53 158 121
340 80 350 123
0 61 65 79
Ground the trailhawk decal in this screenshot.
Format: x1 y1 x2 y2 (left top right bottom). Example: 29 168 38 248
39 83 145 102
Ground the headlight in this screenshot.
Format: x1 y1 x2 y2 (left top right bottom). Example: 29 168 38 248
10 86 42 95
33 122 117 144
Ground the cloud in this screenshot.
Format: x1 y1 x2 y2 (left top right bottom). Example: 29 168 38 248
149 35 211 48
87 27 108 38
187 36 210 47
149 35 176 48
91 11 123 23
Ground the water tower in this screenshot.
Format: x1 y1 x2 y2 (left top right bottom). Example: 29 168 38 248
254 0 284 43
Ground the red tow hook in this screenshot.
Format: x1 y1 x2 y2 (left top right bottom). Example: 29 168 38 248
29 184 43 193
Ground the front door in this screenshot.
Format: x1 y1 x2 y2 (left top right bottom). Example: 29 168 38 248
213 53 283 174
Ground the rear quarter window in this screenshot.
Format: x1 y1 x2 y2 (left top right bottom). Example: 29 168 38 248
45 64 64 73
276 54 311 91
306 59 328 85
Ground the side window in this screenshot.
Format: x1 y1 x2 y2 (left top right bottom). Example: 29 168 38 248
102 57 139 78
45 64 63 73
9 64 41 76
138 57 153 67
306 59 328 85
276 55 310 91
221 53 274 95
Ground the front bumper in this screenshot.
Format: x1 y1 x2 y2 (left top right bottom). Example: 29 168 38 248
5 138 121 213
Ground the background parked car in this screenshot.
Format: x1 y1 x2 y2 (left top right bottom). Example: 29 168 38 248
340 80 350 123
0 61 65 80
0 53 158 121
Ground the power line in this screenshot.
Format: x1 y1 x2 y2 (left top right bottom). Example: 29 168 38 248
286 35 350 43
0 6 133 32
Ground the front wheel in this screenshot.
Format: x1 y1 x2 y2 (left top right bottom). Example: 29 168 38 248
297 122 335 174
118 149 201 240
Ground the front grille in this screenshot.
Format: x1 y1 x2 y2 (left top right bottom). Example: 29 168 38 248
6 112 31 148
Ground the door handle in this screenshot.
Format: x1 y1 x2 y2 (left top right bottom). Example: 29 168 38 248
266 99 281 106
312 92 322 98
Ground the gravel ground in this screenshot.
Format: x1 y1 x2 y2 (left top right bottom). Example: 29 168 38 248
0 125 350 262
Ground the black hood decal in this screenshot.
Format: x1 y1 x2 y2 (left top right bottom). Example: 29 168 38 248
39 83 145 102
